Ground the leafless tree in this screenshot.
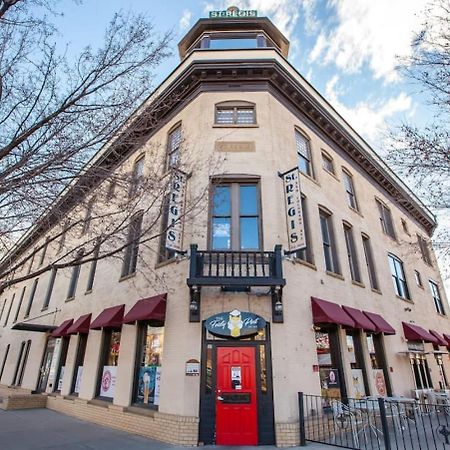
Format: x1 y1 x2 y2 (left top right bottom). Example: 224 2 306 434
0 1 217 293
388 0 450 274
0 0 171 247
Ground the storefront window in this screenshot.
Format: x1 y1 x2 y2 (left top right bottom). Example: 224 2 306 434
366 334 390 396
97 330 121 399
71 334 87 395
55 337 70 392
346 332 367 398
134 325 164 408
315 329 342 398
435 354 448 389
409 351 433 390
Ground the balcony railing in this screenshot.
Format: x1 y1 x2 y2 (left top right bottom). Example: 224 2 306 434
187 244 285 289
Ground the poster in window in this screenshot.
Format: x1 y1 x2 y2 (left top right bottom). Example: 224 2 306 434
100 366 117 398
373 369 387 396
351 368 366 399
74 366 83 394
319 368 340 397
137 366 161 405
57 366 65 391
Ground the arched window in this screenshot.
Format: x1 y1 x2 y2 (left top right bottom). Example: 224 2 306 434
215 101 256 125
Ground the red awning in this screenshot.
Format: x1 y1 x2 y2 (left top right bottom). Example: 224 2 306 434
443 334 450 346
342 306 377 332
90 305 125 330
363 311 396 335
311 297 355 328
123 293 167 325
429 330 447 346
67 314 92 335
51 319 74 337
402 322 438 344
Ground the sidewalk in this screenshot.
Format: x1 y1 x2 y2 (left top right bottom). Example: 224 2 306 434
0 408 339 450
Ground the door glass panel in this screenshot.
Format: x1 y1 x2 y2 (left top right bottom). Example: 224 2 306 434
239 185 257 215
206 344 213 394
212 218 231 249
240 217 259 249
259 345 267 394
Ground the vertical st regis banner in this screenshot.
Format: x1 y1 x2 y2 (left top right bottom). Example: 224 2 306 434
281 168 306 252
165 169 187 253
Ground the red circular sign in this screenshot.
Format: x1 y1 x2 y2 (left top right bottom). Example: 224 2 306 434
102 370 112 392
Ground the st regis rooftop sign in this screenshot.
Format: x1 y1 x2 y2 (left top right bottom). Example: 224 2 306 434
209 6 257 19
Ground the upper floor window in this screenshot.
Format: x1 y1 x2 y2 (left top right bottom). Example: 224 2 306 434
81 197 95 234
414 270 423 287
417 234 433 266
362 234 379 290
388 254 410 300
38 237 49 267
319 208 340 274
210 181 261 251
429 280 445 315
376 199 396 239
296 196 314 265
121 212 143 277
343 223 361 283
215 101 256 125
342 169 358 210
321 151 335 175
401 219 410 235
67 250 84 300
166 125 182 170
295 130 313 177
130 156 145 197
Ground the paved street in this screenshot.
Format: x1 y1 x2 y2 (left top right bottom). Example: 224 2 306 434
0 408 335 450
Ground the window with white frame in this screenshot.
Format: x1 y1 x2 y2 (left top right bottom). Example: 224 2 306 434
295 130 313 177
130 156 145 197
362 234 379 290
215 101 256 125
319 209 340 274
376 199 396 239
388 254 410 300
343 223 361 282
121 212 143 277
342 169 358 210
166 125 182 169
321 151 335 175
429 280 445 315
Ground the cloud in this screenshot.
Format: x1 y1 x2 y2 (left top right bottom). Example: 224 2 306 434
325 75 412 145
179 9 193 31
310 0 428 83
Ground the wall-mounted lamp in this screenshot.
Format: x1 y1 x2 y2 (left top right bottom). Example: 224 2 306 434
274 299 283 314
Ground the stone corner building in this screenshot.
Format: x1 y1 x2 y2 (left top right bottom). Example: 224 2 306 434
0 10 449 448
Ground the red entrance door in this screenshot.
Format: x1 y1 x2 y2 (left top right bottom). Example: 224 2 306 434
216 346 258 445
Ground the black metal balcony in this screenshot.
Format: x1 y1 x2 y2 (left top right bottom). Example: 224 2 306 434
187 244 286 323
